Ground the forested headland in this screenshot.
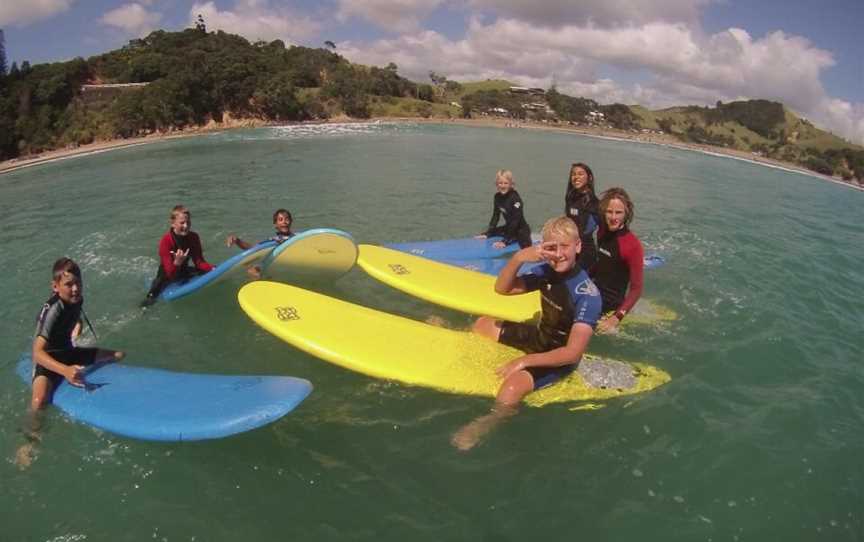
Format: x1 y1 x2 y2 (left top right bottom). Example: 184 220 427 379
0 25 862 184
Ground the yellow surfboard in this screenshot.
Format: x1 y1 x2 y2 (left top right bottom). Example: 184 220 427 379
238 282 670 407
262 229 358 282
356 244 677 325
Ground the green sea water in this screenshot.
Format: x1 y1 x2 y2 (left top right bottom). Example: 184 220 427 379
1 123 862 541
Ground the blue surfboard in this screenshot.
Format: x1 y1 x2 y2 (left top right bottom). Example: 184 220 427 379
17 355 312 441
160 240 277 301
442 255 665 276
386 236 525 260
387 236 664 271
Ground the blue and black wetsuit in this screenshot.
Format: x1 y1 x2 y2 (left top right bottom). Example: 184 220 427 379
565 189 599 268
485 190 532 248
498 264 602 389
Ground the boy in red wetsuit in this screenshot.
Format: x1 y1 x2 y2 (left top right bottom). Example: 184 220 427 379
142 205 214 305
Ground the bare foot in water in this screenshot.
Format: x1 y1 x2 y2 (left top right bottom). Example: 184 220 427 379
246 265 262 280
451 406 517 451
15 443 35 470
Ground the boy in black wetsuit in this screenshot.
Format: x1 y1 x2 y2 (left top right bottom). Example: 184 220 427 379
453 216 602 451
475 169 532 249
225 208 295 279
17 258 124 468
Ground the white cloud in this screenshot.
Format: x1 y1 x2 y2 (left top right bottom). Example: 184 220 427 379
341 17 864 144
190 0 321 44
100 3 162 36
336 0 446 32
468 0 712 27
0 0 74 26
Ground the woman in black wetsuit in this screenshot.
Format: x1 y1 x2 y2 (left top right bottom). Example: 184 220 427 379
564 162 600 268
476 169 532 249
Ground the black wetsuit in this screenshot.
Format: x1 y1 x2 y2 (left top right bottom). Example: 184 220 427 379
33 294 98 388
485 190 532 248
591 225 644 316
564 189 600 269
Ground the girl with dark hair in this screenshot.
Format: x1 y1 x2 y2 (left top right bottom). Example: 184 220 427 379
564 162 600 268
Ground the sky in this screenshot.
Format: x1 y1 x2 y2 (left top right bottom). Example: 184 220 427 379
2 0 862 144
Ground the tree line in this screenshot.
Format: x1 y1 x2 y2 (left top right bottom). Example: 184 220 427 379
0 26 862 182
0 27 433 160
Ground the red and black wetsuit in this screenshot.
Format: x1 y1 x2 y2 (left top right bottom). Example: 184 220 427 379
146 230 214 298
564 189 600 268
590 225 644 316
485 190 532 248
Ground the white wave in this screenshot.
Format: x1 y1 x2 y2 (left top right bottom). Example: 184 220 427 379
215 121 418 142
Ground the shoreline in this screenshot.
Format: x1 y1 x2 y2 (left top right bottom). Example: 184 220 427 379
2 116 862 191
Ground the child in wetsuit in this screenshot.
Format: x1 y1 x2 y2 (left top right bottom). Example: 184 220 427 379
564 162 600 268
17 258 125 468
475 169 532 249
225 208 295 279
453 216 602 450
142 205 214 305
590 187 644 335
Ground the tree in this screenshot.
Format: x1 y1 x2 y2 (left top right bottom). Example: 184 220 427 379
0 29 7 76
195 14 206 33
324 40 336 50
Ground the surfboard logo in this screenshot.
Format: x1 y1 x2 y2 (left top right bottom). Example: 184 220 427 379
275 306 300 321
389 264 410 275
410 249 425 255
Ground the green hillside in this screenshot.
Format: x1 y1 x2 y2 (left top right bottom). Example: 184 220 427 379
0 26 861 183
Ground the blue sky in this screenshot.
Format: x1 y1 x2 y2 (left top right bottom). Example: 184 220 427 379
2 0 862 143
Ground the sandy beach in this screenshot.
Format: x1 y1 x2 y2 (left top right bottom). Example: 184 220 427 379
2 115 861 191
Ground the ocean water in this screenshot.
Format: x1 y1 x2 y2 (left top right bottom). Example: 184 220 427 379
1 122 862 541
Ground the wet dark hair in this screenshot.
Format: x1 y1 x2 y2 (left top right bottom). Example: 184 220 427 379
52 257 81 282
272 208 292 223
599 186 635 227
565 162 597 201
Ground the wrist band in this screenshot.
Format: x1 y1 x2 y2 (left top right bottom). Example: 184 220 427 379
614 310 627 321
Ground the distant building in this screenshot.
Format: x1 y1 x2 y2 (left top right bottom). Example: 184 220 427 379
509 86 546 96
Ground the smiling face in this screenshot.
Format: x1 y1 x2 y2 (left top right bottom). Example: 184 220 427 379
604 198 627 231
540 233 582 273
274 212 293 234
52 271 82 304
569 165 590 191
495 175 513 195
171 213 191 236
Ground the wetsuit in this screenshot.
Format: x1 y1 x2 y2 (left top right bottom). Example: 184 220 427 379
265 232 294 244
498 264 602 389
32 294 98 389
564 189 599 268
485 190 532 248
590 225 644 317
146 230 214 299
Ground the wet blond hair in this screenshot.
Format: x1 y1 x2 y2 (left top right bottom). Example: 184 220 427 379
496 169 513 184
541 216 580 241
